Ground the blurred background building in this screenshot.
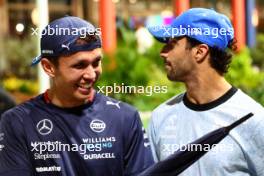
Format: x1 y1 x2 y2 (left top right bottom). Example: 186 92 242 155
0 0 262 36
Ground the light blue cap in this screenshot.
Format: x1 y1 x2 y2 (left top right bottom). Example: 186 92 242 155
148 8 234 50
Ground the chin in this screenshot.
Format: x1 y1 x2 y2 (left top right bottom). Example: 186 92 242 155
167 74 182 82
77 88 94 98
167 74 176 81
75 93 89 100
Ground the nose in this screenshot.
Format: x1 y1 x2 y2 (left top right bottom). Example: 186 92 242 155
83 65 96 80
160 43 172 60
160 52 168 60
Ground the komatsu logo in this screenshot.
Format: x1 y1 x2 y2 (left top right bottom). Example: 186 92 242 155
35 166 61 172
90 119 106 133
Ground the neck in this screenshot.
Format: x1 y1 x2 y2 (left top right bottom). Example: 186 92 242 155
184 71 232 104
45 88 94 108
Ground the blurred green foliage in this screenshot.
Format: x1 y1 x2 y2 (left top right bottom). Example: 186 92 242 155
2 29 264 109
2 36 38 79
250 34 264 70
99 28 264 110
3 77 38 95
1 36 38 96
226 48 264 105
97 27 185 111
248 34 264 105
226 48 264 90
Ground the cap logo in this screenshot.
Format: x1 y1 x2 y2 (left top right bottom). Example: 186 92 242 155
42 50 54 54
61 43 70 50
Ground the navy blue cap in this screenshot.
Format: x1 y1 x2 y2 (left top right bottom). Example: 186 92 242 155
148 8 234 50
32 16 102 66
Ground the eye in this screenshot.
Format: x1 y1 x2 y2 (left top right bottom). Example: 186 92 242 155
72 62 86 69
92 57 101 67
161 43 174 53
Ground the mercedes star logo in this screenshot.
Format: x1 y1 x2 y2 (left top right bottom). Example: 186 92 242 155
36 119 53 135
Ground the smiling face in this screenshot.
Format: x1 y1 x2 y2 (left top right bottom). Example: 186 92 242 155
41 48 102 107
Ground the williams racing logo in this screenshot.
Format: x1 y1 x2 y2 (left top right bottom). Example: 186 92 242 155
31 137 116 160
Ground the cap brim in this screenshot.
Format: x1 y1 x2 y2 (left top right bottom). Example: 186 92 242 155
147 25 172 43
31 55 42 66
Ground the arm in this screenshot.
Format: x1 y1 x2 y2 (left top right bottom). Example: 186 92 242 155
0 110 32 176
246 117 264 176
147 114 160 162
123 111 154 176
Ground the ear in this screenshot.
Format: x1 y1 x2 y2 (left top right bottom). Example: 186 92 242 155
40 58 56 77
193 44 209 63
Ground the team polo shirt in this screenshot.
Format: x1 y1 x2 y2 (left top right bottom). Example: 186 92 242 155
0 92 154 176
148 87 264 176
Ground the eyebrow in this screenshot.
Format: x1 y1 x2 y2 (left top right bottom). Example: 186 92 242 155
94 55 102 61
73 55 102 63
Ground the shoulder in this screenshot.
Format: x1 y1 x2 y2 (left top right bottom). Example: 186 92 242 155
151 93 185 126
97 93 138 114
227 89 264 140
96 93 140 124
228 89 264 124
97 93 143 137
1 95 42 126
231 89 264 110
153 93 184 111
0 105 28 137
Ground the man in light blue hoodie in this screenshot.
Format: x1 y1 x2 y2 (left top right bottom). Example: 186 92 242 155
148 8 264 176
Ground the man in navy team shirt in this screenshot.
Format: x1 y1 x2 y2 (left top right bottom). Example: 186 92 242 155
0 16 154 176
0 87 16 117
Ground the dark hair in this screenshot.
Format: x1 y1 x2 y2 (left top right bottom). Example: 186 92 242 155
46 56 59 67
185 36 237 75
